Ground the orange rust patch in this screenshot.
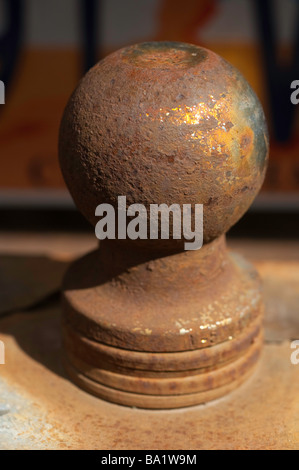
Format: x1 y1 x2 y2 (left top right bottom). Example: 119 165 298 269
240 128 254 157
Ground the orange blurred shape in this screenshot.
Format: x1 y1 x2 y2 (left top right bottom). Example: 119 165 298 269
156 0 217 43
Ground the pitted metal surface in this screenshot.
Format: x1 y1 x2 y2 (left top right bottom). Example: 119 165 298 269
58 42 269 408
59 41 268 243
0 236 299 448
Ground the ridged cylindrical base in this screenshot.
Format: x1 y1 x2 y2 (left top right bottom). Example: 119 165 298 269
62 238 263 409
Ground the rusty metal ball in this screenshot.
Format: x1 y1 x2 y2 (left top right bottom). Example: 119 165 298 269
59 41 268 244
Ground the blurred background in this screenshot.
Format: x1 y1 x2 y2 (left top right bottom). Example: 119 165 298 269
0 0 299 237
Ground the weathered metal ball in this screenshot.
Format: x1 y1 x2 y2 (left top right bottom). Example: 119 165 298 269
59 41 268 243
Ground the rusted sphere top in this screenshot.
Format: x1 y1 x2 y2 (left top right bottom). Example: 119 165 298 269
59 41 268 243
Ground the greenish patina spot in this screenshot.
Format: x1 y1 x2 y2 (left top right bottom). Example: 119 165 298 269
122 41 208 68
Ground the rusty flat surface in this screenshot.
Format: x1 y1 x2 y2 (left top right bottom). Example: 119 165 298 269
0 234 298 449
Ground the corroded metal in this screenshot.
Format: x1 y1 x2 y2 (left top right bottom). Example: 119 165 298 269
59 41 269 408
59 41 268 244
1 237 299 448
